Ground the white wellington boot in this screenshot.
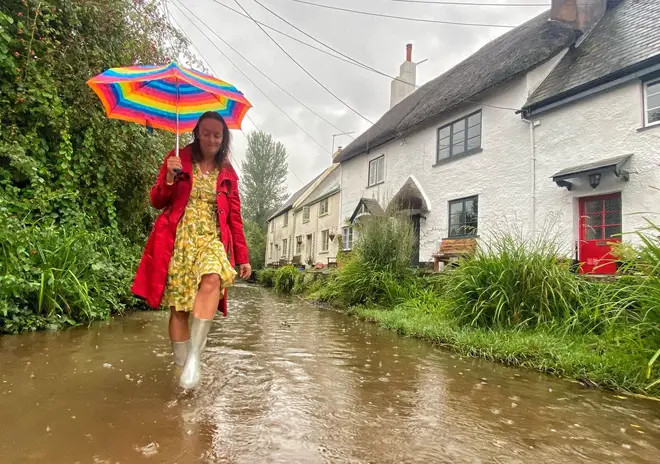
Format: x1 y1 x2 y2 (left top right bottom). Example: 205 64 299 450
171 340 190 367
179 317 213 389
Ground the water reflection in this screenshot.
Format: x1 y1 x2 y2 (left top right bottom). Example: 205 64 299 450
0 284 658 463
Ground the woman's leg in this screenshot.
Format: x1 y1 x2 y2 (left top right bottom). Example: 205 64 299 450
169 307 190 367
192 274 222 320
180 274 221 388
169 307 190 341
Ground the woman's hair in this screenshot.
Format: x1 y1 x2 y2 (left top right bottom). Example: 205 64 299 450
191 111 232 167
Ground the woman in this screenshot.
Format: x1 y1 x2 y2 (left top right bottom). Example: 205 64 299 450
132 111 251 389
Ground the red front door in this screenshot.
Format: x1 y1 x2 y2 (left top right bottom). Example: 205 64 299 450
578 193 622 274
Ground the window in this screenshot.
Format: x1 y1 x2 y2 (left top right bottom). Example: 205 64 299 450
319 198 329 216
320 229 330 252
283 213 288 227
302 206 310 222
282 239 288 258
645 78 660 126
368 155 385 187
295 235 303 254
269 243 273 259
448 196 478 237
342 227 353 251
437 110 482 163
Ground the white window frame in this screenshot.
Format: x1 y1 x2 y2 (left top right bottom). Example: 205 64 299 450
368 155 385 187
318 198 329 217
342 226 353 251
295 235 302 255
282 239 288 258
644 78 660 127
283 213 288 227
302 206 310 223
320 229 330 253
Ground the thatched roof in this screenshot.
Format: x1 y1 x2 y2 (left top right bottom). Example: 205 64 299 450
524 0 660 111
335 11 579 163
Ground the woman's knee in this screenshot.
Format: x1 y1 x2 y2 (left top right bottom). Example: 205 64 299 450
199 274 221 294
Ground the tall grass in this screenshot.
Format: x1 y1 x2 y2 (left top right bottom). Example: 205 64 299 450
445 230 583 328
274 265 298 293
0 214 142 333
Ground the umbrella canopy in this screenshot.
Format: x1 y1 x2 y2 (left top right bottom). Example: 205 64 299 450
87 62 252 134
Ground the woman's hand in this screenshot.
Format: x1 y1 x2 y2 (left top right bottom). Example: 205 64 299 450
238 263 252 280
165 156 183 184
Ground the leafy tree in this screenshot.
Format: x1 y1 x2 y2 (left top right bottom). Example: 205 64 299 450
243 218 266 270
239 130 288 230
0 0 202 332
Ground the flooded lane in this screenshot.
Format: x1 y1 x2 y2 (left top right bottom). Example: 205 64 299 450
1 284 659 463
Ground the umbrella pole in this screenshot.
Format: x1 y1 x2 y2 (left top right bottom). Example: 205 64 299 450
174 78 182 175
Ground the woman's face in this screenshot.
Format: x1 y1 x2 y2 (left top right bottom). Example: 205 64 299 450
197 117 224 158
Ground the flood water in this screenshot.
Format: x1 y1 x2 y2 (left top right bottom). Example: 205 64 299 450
1 284 659 463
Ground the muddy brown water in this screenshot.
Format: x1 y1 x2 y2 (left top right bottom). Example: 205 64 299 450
1 284 659 463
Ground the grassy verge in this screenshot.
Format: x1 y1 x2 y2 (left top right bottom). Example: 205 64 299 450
349 303 652 394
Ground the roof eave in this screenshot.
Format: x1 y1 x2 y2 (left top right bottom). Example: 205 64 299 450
521 56 660 116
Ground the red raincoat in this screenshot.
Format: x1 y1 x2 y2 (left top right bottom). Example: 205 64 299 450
131 144 249 316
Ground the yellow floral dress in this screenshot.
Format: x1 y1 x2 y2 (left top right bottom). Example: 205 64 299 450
163 164 237 312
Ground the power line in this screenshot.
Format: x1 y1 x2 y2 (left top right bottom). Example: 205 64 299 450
374 0 549 6
169 0 331 166
173 0 353 140
252 0 520 112
168 2 310 187
205 0 410 77
233 0 378 127
276 0 517 28
252 0 405 84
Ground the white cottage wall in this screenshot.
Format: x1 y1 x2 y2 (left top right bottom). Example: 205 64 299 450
532 80 660 253
340 75 537 263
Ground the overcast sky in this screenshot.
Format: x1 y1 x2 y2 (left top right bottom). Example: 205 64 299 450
170 0 549 195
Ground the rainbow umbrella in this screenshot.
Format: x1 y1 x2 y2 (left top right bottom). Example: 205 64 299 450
87 61 252 158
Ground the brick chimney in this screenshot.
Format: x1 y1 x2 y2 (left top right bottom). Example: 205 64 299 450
551 0 607 32
390 43 417 109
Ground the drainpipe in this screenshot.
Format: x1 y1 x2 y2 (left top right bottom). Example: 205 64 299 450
521 116 537 237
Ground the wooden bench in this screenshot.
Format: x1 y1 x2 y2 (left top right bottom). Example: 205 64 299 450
327 256 337 268
433 238 477 272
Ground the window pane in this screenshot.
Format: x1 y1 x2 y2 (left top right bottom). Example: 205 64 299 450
453 128 465 144
467 124 481 138
647 80 660 96
648 108 660 124
605 211 621 225
467 112 481 128
450 201 463 215
605 225 622 239
438 135 451 147
377 157 385 183
586 227 602 240
604 196 621 211
585 200 602 214
585 214 602 227
438 147 450 160
452 142 466 155
439 126 450 139
467 135 481 150
646 92 660 111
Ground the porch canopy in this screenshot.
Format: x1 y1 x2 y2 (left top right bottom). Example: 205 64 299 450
551 154 632 191
349 198 385 223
